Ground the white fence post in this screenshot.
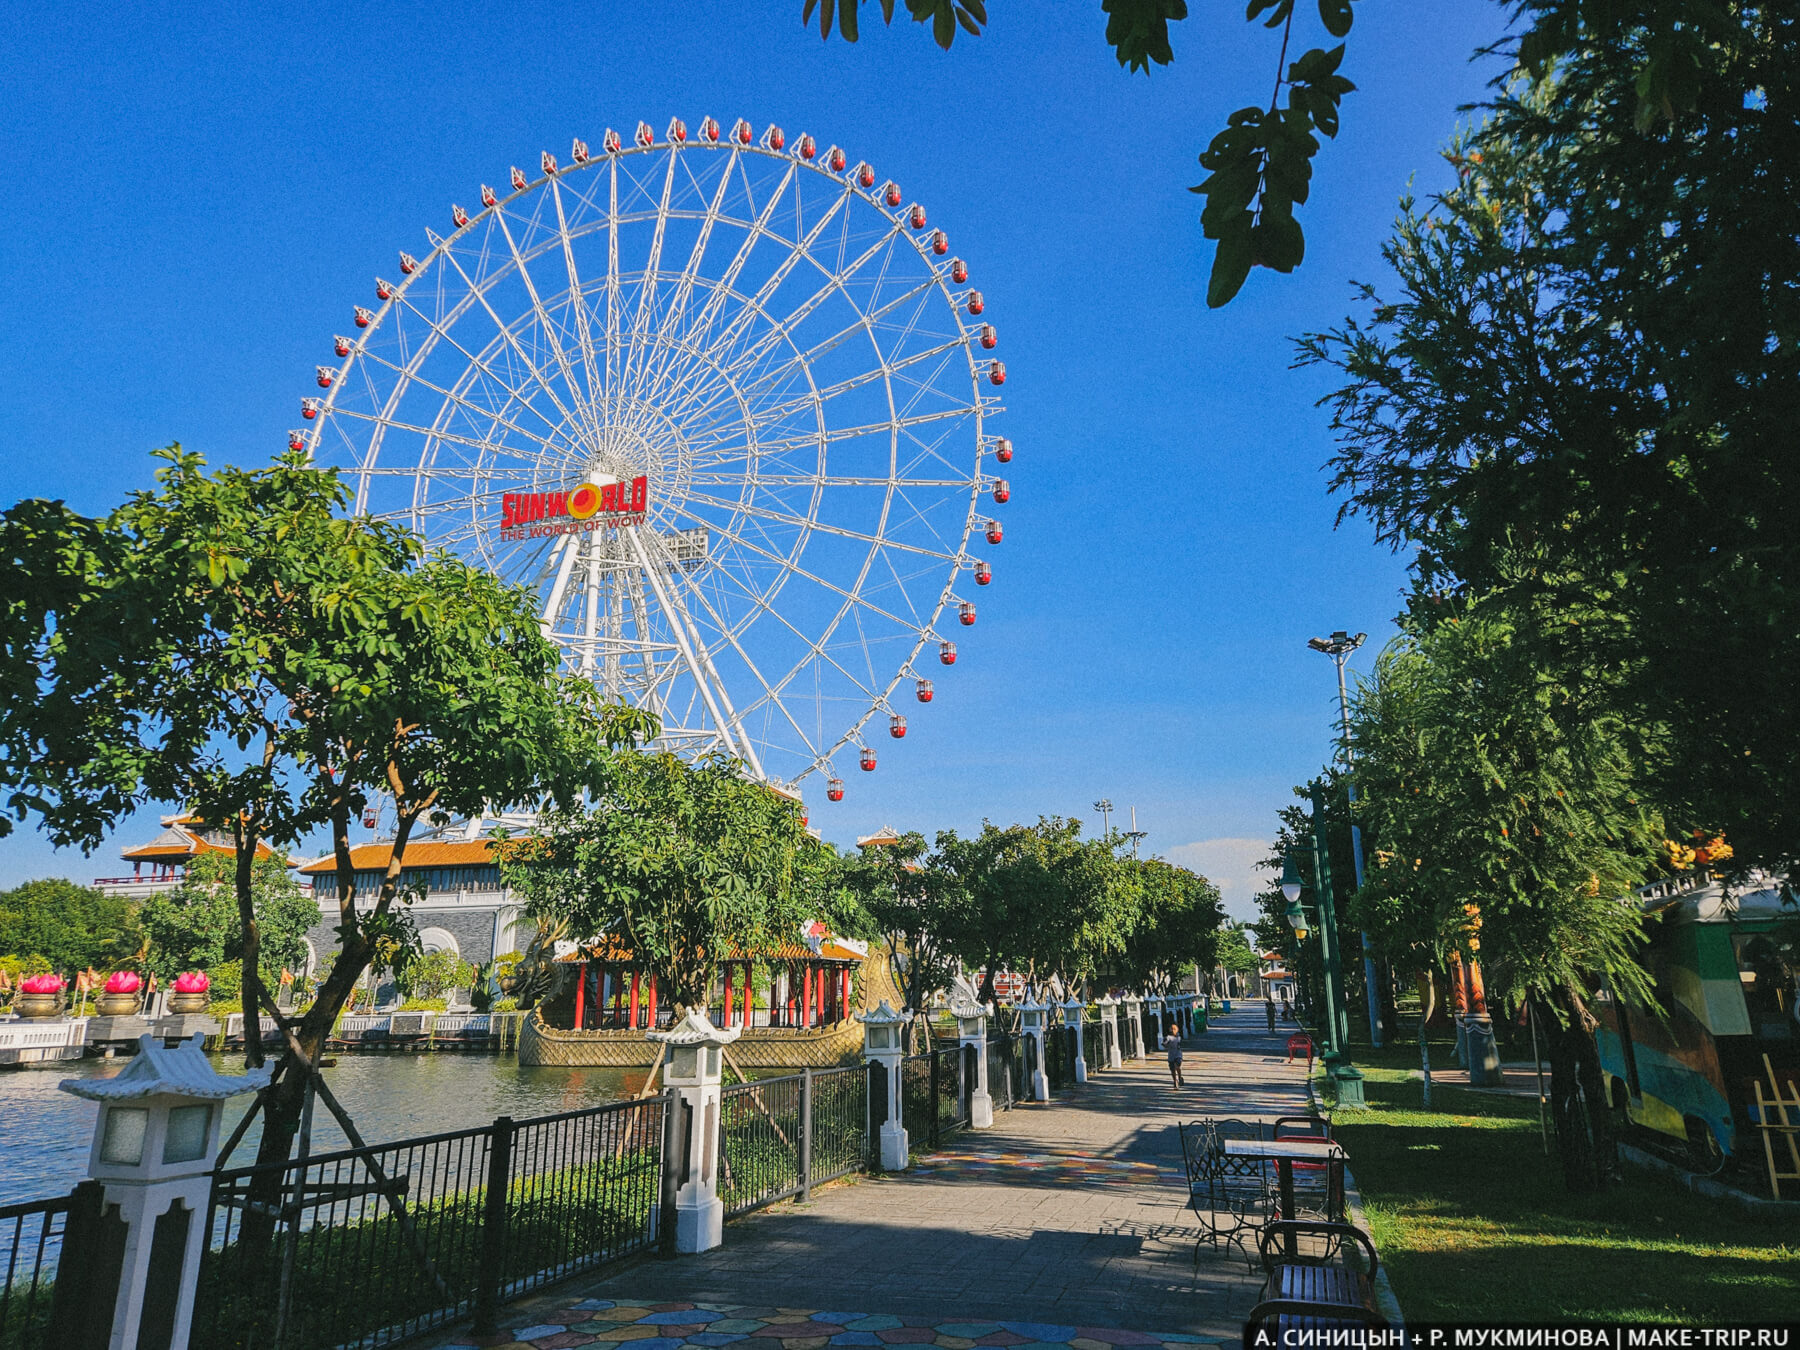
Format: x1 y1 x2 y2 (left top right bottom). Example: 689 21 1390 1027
951 996 993 1128
1061 997 1088 1083
858 1000 913 1170
1096 995 1123 1070
647 1009 738 1254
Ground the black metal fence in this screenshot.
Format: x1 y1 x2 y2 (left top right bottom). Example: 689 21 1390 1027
718 1074 803 1217
808 1065 869 1186
899 1043 971 1151
0 1191 68 1350
1044 1019 1073 1090
191 1095 667 1350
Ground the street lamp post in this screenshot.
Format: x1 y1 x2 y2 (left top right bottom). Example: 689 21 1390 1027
1282 786 1366 1109
1308 629 1385 1050
1123 805 1146 860
1093 799 1113 841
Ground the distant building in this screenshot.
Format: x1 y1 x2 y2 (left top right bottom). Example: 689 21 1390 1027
1260 952 1295 1004
94 814 283 903
855 825 904 849
297 838 528 970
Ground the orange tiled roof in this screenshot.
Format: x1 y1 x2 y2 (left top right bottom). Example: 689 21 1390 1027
297 839 505 874
121 819 276 863
557 938 858 964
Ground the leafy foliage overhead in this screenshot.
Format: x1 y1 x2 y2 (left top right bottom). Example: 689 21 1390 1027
793 1 1773 305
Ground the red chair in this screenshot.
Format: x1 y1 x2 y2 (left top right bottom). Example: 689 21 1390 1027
1285 1033 1315 1068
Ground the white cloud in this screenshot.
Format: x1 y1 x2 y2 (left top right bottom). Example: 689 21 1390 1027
1164 836 1271 922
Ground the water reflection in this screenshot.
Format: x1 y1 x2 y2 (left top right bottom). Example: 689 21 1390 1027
0 1053 646 1206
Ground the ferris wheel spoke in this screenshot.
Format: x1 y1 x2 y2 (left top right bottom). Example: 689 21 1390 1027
655 553 829 762
605 156 623 411
620 525 760 773
623 147 738 409
547 179 611 447
644 150 737 380
642 157 799 402
720 267 938 396
657 183 858 402
684 406 974 469
711 219 916 383
329 401 570 463
675 556 883 732
696 513 928 640
682 490 960 563
617 147 685 409
746 338 972 427
424 230 592 440
350 340 561 453
491 202 602 446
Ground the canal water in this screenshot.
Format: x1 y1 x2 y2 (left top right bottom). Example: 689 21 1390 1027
0 1053 652 1207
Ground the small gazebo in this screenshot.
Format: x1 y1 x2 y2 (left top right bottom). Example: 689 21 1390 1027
553 935 861 1033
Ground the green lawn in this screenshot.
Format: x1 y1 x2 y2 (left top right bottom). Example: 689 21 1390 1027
1323 1054 1800 1324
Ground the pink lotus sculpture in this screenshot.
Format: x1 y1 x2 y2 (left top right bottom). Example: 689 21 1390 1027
169 969 212 1012
20 974 65 994
104 970 142 994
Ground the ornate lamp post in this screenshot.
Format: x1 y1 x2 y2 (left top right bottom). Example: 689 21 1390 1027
1282 784 1366 1108
1309 630 1384 1049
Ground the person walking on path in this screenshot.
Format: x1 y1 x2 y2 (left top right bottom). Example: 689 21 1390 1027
1266 997 1277 1033
1164 1016 1185 1088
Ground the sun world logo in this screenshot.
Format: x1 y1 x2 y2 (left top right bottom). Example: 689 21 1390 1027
499 476 648 540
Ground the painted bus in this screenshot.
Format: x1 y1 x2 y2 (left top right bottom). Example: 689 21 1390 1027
1593 874 1800 1173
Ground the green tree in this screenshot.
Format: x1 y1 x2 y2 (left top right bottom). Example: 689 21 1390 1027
1113 857 1224 995
0 878 138 976
502 753 819 1012
795 2 1757 304
1216 923 1259 988
0 446 648 1186
1348 600 1661 1188
936 817 1142 999
841 829 965 1028
1302 10 1800 873
396 947 476 1003
137 852 321 988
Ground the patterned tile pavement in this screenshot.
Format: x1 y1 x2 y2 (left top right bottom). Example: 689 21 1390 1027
442 1299 1226 1350
425 1014 1318 1350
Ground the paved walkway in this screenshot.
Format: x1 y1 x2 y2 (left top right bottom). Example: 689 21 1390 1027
435 1006 1313 1350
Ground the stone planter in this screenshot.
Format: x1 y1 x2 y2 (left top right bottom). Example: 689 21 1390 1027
15 992 64 1020
95 991 144 1017
168 991 211 1015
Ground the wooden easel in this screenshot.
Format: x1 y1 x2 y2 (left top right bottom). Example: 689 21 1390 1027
1751 1053 1800 1199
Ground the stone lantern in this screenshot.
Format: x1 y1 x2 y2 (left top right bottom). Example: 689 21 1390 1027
948 994 993 1128
857 1000 914 1170
1060 995 1088 1083
59 1034 271 1350
1017 998 1051 1101
1095 994 1123 1070
647 1008 740 1253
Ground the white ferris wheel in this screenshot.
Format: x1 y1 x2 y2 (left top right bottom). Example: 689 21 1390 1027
299 117 1011 803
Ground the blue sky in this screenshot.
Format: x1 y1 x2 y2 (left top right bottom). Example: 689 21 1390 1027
0 1 1504 916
